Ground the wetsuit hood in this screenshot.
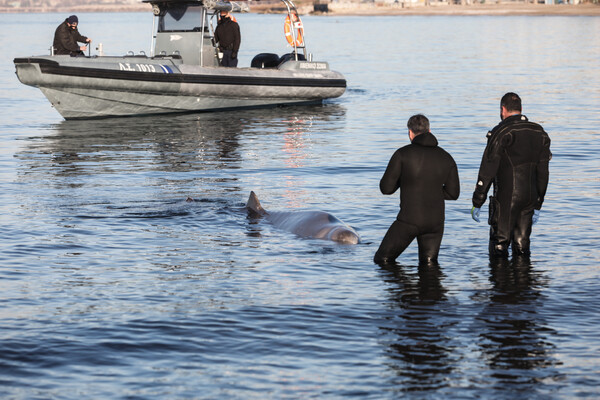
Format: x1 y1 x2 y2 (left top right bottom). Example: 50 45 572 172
411 131 438 147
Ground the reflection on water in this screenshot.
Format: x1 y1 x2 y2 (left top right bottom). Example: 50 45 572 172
19 114 244 175
282 115 313 208
377 258 565 395
282 115 312 169
378 264 459 392
476 257 563 391
15 105 347 200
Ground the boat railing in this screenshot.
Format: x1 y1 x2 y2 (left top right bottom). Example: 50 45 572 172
280 0 307 62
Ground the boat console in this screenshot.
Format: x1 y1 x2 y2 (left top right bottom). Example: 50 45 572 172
148 0 248 66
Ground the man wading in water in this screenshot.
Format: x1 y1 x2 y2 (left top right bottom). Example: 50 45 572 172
471 92 551 258
374 114 460 265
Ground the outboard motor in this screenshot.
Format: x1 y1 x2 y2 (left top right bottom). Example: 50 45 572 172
251 53 280 69
279 52 306 65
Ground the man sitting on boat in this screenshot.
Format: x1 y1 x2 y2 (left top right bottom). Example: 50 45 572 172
214 11 240 67
53 15 92 56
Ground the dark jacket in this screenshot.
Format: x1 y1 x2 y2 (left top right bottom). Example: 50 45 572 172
53 20 88 55
380 132 460 229
472 114 551 210
214 17 240 56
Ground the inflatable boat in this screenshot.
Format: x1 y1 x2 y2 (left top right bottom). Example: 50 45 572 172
13 0 346 119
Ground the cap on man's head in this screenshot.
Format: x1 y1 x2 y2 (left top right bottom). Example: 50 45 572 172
67 15 78 24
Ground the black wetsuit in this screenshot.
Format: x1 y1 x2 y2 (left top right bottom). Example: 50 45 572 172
374 132 460 264
472 114 551 257
53 20 88 56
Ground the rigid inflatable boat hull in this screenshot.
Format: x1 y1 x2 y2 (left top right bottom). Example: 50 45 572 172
14 56 346 119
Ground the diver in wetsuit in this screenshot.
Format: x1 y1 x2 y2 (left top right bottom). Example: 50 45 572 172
374 114 460 265
471 92 551 258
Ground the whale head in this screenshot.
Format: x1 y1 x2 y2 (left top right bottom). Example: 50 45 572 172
327 226 360 245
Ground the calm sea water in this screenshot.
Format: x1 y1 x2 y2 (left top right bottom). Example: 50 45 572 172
1 11 599 399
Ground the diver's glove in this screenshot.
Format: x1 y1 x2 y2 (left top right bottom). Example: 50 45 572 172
471 206 481 223
532 209 540 225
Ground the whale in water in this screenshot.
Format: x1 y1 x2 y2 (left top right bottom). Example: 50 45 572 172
246 191 360 244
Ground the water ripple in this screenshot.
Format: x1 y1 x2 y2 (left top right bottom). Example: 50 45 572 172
1 12 599 400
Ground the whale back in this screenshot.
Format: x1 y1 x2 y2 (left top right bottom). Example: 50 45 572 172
246 191 360 244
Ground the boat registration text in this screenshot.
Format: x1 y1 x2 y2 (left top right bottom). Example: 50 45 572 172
119 63 172 74
298 62 328 70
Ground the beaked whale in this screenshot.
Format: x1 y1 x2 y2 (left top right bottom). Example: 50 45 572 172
246 191 360 245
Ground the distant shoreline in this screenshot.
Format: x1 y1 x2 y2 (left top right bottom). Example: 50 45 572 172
2 3 599 16
322 3 600 16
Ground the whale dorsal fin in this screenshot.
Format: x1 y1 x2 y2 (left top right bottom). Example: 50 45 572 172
246 191 266 215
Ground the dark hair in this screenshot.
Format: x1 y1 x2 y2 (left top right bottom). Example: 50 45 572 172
407 114 430 136
501 92 522 113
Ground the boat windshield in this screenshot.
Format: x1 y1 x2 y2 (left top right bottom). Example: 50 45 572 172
158 4 205 32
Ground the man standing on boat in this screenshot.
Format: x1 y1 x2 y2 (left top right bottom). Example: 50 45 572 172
374 114 460 265
214 11 241 67
53 15 92 56
471 92 551 258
